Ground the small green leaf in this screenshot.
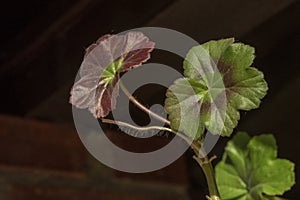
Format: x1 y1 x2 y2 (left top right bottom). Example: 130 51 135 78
165 38 268 138
216 132 295 200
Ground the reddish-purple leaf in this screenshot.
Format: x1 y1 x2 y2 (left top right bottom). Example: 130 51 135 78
70 32 154 118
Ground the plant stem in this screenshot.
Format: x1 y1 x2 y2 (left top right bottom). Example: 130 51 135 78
119 81 170 125
102 118 200 153
118 81 220 200
193 155 220 200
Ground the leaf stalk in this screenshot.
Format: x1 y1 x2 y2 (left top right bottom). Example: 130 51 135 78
117 81 220 200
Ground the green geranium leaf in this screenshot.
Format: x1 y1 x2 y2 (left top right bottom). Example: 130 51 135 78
215 132 295 200
165 38 268 138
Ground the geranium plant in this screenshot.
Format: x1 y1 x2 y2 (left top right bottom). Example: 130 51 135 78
70 32 295 200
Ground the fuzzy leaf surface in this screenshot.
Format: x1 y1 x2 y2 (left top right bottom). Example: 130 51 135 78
165 38 268 138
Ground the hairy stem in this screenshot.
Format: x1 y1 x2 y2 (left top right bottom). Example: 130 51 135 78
118 81 220 200
101 118 200 153
119 81 170 125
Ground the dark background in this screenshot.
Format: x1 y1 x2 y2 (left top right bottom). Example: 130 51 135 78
0 0 299 199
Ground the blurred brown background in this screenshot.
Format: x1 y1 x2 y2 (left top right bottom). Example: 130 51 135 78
0 0 299 199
